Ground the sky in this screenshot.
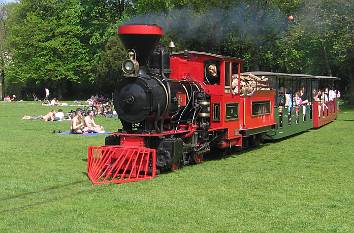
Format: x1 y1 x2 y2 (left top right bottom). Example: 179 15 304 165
0 0 17 4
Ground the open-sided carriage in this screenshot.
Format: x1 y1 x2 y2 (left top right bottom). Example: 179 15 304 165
241 72 340 140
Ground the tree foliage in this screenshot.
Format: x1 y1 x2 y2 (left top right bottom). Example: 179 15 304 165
1 0 354 101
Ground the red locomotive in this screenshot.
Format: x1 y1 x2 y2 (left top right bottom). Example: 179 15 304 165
87 24 339 184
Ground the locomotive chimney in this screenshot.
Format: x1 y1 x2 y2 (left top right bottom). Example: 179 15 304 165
118 24 164 66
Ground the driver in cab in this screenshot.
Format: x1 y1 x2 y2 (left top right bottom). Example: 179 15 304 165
206 64 219 84
208 64 217 77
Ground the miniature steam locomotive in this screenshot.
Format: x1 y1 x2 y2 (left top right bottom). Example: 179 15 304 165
87 24 339 185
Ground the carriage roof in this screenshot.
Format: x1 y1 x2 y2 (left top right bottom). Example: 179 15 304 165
314 75 340 80
242 71 339 80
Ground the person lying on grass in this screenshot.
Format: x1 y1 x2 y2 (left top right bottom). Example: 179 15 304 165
84 110 105 133
22 110 56 121
54 109 65 121
70 109 88 134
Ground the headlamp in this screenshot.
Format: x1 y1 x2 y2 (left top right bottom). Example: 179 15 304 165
123 60 135 73
122 50 139 77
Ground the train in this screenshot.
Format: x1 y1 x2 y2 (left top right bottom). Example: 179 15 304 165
87 24 339 185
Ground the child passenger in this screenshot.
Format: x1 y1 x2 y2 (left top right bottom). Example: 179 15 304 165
294 92 302 123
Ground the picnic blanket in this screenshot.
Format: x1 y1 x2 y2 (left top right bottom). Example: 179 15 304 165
57 131 112 136
82 132 112 136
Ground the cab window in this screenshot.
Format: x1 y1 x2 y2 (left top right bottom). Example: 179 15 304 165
204 61 220 85
231 63 239 94
225 62 231 89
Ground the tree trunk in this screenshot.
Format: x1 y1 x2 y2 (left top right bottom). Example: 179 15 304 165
347 63 354 105
321 40 332 76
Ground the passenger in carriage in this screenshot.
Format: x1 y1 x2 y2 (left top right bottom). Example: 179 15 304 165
313 89 322 118
278 87 285 109
299 86 309 120
313 89 320 101
294 92 302 123
329 88 336 101
278 87 286 127
327 88 335 113
278 87 286 106
299 87 309 105
321 89 329 111
285 90 293 112
323 88 329 102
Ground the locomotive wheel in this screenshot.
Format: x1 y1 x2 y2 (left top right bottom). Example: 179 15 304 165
193 154 204 164
170 163 179 171
254 134 263 147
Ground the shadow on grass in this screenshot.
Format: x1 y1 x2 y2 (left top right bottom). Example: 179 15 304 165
0 180 86 202
203 130 311 162
204 143 270 161
0 180 98 213
0 188 91 214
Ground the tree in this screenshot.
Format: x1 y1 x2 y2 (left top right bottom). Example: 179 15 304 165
3 0 353 101
0 4 8 99
80 0 133 95
275 0 354 101
5 0 94 98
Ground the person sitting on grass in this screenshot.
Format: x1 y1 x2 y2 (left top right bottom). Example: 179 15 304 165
4 96 12 102
50 98 59 106
70 109 88 134
84 110 105 133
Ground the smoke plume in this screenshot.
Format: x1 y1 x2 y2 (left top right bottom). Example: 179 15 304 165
127 4 289 46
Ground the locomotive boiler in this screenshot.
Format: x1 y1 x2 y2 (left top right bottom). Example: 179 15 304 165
114 25 207 132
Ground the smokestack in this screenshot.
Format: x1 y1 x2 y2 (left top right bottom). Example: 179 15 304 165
118 24 164 66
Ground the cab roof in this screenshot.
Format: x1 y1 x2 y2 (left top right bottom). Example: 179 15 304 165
172 51 244 63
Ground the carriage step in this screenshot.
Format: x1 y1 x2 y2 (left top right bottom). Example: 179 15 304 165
87 146 157 185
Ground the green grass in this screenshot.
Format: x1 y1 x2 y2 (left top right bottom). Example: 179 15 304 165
0 102 354 233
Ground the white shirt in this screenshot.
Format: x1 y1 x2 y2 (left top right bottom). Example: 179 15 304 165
329 90 336 101
45 88 50 97
55 112 64 121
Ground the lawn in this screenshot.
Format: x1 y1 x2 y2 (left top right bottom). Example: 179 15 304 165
0 101 354 233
